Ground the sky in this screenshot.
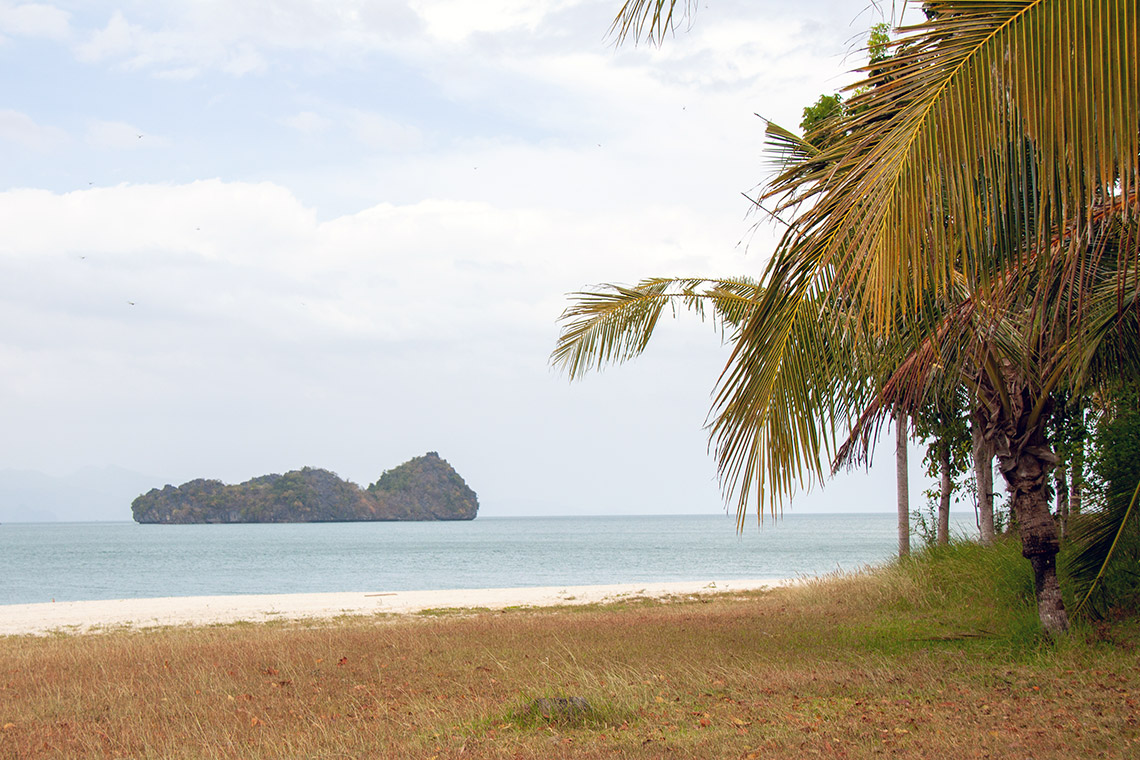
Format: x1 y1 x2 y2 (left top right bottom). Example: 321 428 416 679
0 0 944 520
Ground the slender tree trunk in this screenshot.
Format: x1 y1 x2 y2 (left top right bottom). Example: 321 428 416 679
978 377 1068 635
1070 442 1084 515
896 409 910 558
972 415 995 545
937 437 951 545
1055 467 1069 540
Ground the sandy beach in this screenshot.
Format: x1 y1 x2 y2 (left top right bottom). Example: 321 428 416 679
0 579 791 636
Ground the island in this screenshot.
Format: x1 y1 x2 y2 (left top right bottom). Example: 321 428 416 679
131 452 477 524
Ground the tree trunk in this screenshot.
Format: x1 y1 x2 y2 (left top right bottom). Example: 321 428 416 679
938 437 951 546
1070 443 1084 515
977 376 1068 635
972 415 995 545
1008 474 1067 635
896 409 910 558
1055 467 1069 540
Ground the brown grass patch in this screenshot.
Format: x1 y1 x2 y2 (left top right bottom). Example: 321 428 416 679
1 571 1137 758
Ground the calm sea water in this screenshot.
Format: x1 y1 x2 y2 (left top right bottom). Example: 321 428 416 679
0 514 979 606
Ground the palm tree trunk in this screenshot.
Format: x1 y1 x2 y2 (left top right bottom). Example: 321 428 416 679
1007 469 1067 635
972 416 995 545
896 409 910 558
938 437 951 546
979 381 1068 635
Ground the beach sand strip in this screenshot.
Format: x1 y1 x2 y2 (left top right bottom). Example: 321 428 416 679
0 579 791 636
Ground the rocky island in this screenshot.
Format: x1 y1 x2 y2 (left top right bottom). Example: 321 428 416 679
131 452 477 524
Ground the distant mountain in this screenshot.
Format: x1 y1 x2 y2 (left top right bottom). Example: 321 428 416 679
131 452 478 524
0 466 161 522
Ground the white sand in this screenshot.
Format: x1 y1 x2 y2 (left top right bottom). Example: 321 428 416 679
0 579 791 636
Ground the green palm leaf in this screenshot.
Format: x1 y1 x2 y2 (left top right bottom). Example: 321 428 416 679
708 278 861 521
551 277 760 380
1067 479 1140 618
610 0 696 43
769 0 1140 333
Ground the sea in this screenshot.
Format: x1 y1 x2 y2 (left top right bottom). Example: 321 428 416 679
0 513 981 606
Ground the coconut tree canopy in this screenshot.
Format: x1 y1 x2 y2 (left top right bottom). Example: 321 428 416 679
556 0 1140 633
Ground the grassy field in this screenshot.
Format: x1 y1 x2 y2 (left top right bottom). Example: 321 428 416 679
2 539 1138 759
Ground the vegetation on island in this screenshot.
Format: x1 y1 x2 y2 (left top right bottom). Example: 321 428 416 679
130 452 478 524
555 1 1140 636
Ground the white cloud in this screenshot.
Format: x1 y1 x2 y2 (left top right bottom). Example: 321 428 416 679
75 9 264 76
0 179 756 504
74 9 137 63
69 1 424 78
0 1 918 514
0 2 71 40
0 109 68 150
0 179 740 352
408 0 573 43
56 0 861 134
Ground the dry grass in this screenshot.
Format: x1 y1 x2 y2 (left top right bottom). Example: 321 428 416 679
2 543 1138 759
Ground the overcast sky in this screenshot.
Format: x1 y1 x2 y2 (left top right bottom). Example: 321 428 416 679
0 0 942 519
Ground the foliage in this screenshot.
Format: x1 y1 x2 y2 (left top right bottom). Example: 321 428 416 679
913 400 972 487
609 0 698 44
131 453 478 523
367 451 480 520
911 491 1009 544
799 94 845 150
552 276 758 374
908 503 942 547
877 538 1040 643
1065 384 1140 618
1086 388 1140 513
909 390 973 546
1050 391 1091 480
567 1 1140 519
563 1 1140 635
1049 389 1092 523
866 21 891 63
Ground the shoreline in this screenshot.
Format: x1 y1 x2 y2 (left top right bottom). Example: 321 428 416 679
0 579 792 636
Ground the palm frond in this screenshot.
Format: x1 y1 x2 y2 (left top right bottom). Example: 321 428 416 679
706 253 878 522
767 0 1140 333
758 120 841 222
558 1 1140 539
551 276 760 380
610 0 694 44
1067 479 1140 618
832 294 978 471
1046 200 1140 389
763 120 820 170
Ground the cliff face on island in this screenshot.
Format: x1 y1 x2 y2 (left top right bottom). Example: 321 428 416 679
131 452 478 524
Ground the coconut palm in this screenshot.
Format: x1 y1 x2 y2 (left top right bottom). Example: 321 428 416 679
758 0 1139 636
556 1 1140 635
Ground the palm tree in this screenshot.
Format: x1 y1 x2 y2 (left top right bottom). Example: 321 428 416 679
558 0 1140 635
971 413 996 544
895 410 910 557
